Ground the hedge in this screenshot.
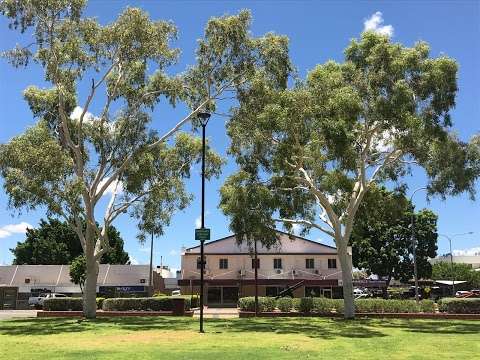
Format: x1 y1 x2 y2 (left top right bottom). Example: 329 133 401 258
237 297 435 314
238 297 276 312
102 297 191 311
438 298 480 314
43 297 83 311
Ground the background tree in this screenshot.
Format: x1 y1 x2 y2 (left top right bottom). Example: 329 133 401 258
350 186 438 288
11 217 129 265
432 262 480 289
221 32 480 318
0 2 289 318
69 255 86 292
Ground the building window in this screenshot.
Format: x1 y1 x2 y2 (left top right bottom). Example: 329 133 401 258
273 258 282 269
328 258 337 269
197 256 206 270
219 258 228 269
305 258 314 269
251 258 260 269
266 286 284 297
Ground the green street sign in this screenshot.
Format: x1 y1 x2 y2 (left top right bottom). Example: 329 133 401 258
195 228 210 241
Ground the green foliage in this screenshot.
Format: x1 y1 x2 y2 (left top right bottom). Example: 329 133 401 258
237 297 276 312
298 297 314 313
101 297 191 311
43 297 83 311
438 298 480 314
354 299 435 313
69 255 86 291
351 185 438 285
276 297 294 312
96 297 105 310
11 218 129 265
432 262 480 288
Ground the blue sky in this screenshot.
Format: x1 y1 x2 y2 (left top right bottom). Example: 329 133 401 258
0 0 479 268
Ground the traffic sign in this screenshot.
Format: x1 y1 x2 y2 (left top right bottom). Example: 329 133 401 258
195 228 210 241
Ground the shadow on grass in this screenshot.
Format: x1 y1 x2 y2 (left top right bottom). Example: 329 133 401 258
0 316 477 339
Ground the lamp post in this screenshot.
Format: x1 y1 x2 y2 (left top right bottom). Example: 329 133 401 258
439 232 474 296
197 111 211 333
409 187 427 304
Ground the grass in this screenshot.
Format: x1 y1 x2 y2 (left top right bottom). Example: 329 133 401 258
0 316 478 359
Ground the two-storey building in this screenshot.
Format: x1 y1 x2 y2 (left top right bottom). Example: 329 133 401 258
179 231 346 306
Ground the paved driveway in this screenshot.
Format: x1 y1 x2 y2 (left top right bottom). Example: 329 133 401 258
0 310 38 321
193 307 239 319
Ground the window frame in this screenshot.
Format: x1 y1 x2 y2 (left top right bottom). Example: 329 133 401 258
305 258 315 269
328 258 337 269
273 258 282 269
219 258 229 270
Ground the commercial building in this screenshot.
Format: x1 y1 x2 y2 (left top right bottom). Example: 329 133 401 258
430 255 480 270
0 264 177 309
179 231 347 306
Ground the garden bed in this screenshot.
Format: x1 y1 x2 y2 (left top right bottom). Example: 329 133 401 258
238 310 480 320
37 310 194 317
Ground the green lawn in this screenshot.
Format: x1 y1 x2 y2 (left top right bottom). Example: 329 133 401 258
0 317 478 359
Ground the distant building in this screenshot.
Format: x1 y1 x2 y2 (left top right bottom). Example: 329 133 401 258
430 255 480 270
179 231 347 306
0 264 178 309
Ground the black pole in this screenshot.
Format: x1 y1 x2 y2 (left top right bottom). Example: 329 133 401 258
199 122 206 333
254 239 258 316
149 232 154 296
411 208 420 304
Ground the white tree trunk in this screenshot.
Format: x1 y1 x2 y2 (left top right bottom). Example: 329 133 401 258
83 253 99 319
336 238 355 319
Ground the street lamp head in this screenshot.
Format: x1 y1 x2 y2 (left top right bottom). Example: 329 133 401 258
197 111 211 126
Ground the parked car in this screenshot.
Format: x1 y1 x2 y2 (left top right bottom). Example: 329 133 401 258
171 290 181 296
28 293 67 308
455 290 480 298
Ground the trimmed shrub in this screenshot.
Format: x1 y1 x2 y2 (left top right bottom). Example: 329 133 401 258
96 297 105 310
354 299 434 313
419 300 435 313
438 298 480 314
189 295 200 308
277 297 293 312
238 297 276 312
298 297 314 313
43 297 83 311
102 297 191 311
312 298 343 314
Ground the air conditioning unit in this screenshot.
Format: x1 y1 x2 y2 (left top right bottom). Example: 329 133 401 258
24 278 31 284
275 269 283 274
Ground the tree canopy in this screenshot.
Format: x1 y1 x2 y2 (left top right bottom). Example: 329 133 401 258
11 217 129 265
0 1 291 318
350 186 438 286
221 32 480 318
432 262 480 289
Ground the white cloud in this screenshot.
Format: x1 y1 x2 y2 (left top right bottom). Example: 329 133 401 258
0 222 32 239
129 256 139 265
453 247 480 256
96 178 123 197
195 216 201 229
364 11 394 37
70 106 95 123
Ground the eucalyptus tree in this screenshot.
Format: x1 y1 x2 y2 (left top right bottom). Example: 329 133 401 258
221 32 480 318
0 1 290 318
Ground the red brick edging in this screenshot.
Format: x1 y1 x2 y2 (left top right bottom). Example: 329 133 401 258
37 310 194 318
238 311 480 320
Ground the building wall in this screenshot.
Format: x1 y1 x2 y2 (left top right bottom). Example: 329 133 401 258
430 255 480 269
181 253 342 281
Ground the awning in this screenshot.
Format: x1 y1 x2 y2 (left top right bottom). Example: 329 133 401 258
434 280 467 285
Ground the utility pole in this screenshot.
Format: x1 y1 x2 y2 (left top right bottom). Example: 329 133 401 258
149 232 154 296
254 239 258 316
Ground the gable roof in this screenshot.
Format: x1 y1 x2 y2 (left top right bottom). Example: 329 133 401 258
185 230 336 254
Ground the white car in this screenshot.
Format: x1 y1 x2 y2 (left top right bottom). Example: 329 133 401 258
28 293 67 308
